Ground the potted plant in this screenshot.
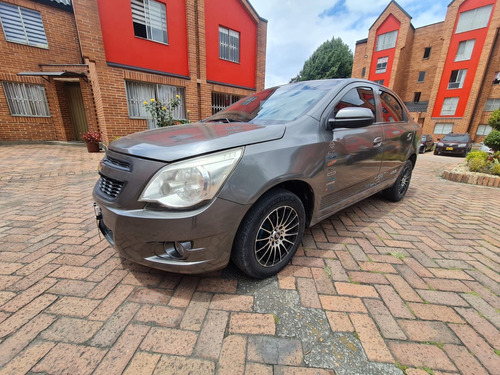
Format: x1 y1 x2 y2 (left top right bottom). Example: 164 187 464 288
82 130 102 153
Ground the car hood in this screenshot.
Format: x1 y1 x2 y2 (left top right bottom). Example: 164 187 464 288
109 122 286 162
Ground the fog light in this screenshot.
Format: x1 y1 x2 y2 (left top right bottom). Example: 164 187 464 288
162 241 191 260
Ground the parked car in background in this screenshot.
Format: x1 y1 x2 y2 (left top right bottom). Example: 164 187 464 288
419 134 434 153
93 79 421 278
434 133 472 157
479 142 493 155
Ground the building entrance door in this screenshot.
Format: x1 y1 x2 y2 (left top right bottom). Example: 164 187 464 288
64 83 88 141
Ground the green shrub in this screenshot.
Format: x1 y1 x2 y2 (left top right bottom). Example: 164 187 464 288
488 108 500 131
484 130 500 152
491 163 500 176
468 157 487 172
466 151 488 162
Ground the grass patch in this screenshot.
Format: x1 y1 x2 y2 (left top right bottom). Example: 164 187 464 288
463 291 480 297
353 332 360 340
495 349 500 357
272 314 279 324
394 361 408 372
325 266 332 278
388 251 406 260
421 367 435 375
425 342 445 350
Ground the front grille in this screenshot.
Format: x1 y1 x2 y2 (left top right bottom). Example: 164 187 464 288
99 175 124 198
104 156 131 171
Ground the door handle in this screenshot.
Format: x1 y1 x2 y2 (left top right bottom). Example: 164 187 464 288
373 137 383 147
407 133 413 141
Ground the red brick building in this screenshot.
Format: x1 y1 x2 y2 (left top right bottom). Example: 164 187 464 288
352 0 499 141
0 0 267 142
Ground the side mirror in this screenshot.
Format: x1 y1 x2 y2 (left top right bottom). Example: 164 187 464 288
327 107 375 130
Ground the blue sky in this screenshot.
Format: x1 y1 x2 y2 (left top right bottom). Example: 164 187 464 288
249 0 448 87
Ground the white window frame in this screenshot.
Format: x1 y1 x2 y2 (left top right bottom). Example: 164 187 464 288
0 2 48 48
131 0 168 44
376 30 397 51
440 97 459 116
125 81 186 128
476 124 492 136
375 57 388 74
434 123 454 134
456 5 493 34
374 79 384 85
219 26 240 63
1 81 50 117
455 39 475 62
448 69 467 89
493 72 500 85
485 98 500 112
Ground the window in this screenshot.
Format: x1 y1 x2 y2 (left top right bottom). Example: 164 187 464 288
476 125 492 136
219 26 240 63
211 92 242 115
493 72 500 85
361 67 366 78
376 30 397 51
379 90 404 122
434 123 454 134
334 87 376 117
455 39 475 61
375 57 388 74
485 98 500 112
418 71 426 83
0 2 48 48
1 82 50 117
440 97 459 116
131 0 167 44
448 69 467 89
125 81 185 126
374 79 384 85
423 47 431 59
413 92 421 103
456 5 493 33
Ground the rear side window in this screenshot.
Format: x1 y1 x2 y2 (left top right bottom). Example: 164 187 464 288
379 90 404 122
333 87 376 117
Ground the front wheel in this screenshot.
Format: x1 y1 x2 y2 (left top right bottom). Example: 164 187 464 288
382 160 413 202
231 189 306 278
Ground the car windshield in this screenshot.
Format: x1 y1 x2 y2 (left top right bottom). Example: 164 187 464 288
205 81 340 124
442 134 470 142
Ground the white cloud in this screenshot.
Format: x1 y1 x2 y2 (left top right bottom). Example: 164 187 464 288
250 0 448 87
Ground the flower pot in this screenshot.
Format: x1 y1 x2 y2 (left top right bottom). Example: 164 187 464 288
85 142 100 153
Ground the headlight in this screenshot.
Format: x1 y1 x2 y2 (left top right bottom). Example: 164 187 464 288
438 142 444 146
139 147 244 208
458 143 466 147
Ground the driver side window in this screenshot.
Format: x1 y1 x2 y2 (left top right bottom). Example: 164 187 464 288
333 87 376 118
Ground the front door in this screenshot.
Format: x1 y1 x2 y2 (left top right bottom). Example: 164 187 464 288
64 83 88 141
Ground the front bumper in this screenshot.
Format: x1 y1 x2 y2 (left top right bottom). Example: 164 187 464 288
435 146 467 155
94 196 249 274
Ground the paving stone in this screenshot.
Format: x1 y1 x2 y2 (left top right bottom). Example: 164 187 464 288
229 313 276 335
140 327 197 355
398 320 460 344
194 309 229 360
406 303 464 323
375 285 414 319
123 352 161 375
218 335 247 375
40 317 102 343
363 299 406 340
350 313 393 363
247 336 303 365
388 342 457 372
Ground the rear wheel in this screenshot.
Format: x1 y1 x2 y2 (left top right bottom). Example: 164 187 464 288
382 160 413 202
231 189 305 279
419 146 424 154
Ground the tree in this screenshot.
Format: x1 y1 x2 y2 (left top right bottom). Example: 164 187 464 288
291 37 353 82
488 108 500 131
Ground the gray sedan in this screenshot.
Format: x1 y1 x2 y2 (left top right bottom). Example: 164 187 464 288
93 79 421 278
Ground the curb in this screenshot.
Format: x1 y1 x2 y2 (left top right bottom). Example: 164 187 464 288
442 170 500 188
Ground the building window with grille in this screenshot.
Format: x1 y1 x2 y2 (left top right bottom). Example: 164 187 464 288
375 57 388 74
455 39 475 62
476 125 492 136
131 0 168 44
456 5 493 34
493 72 500 85
440 97 459 116
418 71 426 83
423 47 431 59
375 30 397 51
434 123 454 134
2 82 50 117
125 81 185 128
484 98 500 112
0 2 48 48
374 79 384 85
448 69 467 89
211 92 242 114
219 26 240 63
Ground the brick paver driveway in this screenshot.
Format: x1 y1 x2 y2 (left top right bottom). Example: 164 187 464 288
0 143 499 375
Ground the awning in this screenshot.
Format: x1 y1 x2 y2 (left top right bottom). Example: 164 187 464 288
17 71 87 82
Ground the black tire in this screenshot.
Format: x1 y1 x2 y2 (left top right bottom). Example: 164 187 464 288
434 149 439 155
382 160 413 202
231 188 306 279
419 146 424 154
